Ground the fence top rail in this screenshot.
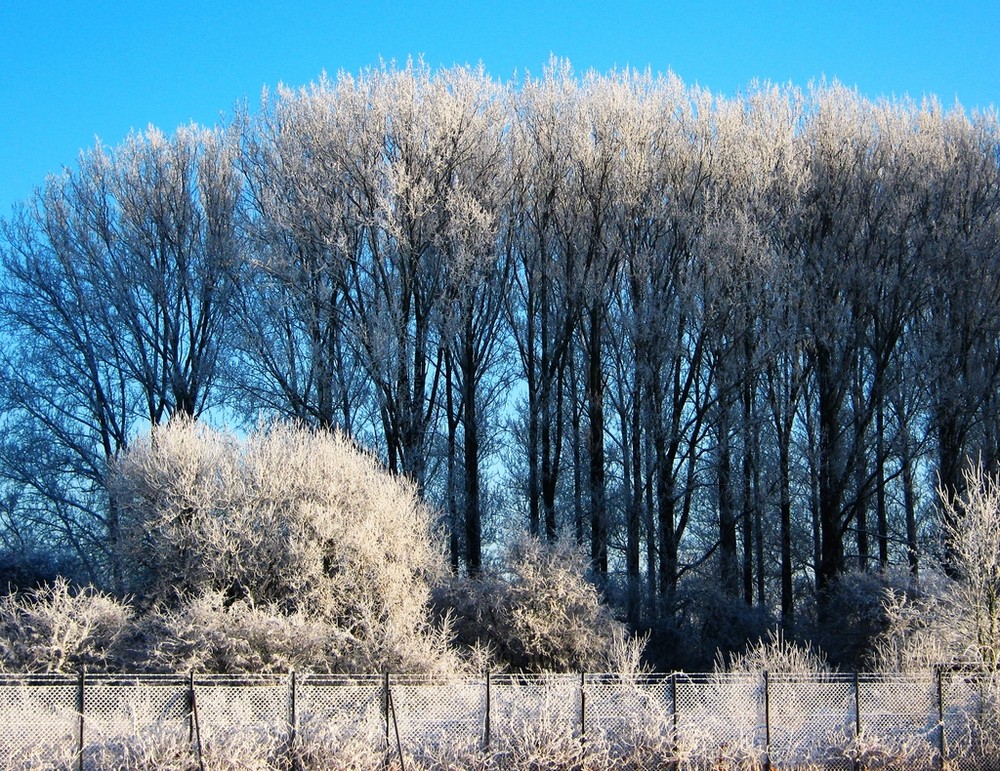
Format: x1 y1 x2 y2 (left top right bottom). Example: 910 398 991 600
672 673 756 685
0 669 990 686
298 673 383 686
767 672 850 684
191 673 290 686
584 673 674 686
385 673 486 687
488 673 581 686
0 673 80 686
751 672 935 685
855 673 936 685
78 674 190 687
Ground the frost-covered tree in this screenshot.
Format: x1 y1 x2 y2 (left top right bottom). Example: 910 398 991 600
1 63 999 646
916 109 1000 548
938 461 1000 669
875 463 1000 673
0 125 240 584
230 75 370 433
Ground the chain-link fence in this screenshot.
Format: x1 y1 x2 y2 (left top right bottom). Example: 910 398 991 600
1 670 999 769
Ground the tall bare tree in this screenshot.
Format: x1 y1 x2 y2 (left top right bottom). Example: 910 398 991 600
0 125 240 584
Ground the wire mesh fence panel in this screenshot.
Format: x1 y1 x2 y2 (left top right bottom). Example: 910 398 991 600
856 675 938 769
193 675 290 767
81 676 191 771
943 673 982 771
491 674 580 745
583 674 677 766
943 672 1000 771
0 676 79 769
295 674 385 767
487 674 585 768
674 673 763 767
974 682 1000 771
388 675 485 753
768 674 854 770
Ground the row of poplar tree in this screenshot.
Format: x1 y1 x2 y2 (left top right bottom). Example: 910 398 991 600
2 60 999 625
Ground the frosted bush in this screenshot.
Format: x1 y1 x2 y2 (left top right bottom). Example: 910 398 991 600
721 629 832 677
645 572 773 671
500 535 625 672
807 567 918 670
604 627 650 680
437 534 629 673
875 463 1000 674
110 418 457 673
872 571 975 673
134 591 356 673
293 711 388 771
0 577 132 673
85 726 194 771
0 741 80 771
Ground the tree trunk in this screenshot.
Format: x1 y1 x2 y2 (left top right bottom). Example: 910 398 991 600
717 401 740 598
587 306 608 577
816 343 845 591
461 318 482 575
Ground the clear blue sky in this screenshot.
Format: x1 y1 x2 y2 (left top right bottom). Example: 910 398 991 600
1 0 997 217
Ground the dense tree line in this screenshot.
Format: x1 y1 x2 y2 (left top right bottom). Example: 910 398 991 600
2 61 999 640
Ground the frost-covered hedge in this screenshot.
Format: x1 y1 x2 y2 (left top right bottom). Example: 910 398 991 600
2 420 636 676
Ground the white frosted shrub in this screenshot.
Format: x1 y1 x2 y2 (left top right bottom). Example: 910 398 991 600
438 535 628 672
502 536 625 672
938 461 1000 670
873 569 980 673
721 628 831 677
0 577 132 673
133 591 354 673
875 463 1000 674
110 418 455 673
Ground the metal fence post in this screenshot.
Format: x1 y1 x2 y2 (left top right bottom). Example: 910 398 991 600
580 672 587 742
190 672 205 771
387 678 405 771
76 669 85 771
853 672 861 771
763 670 771 771
289 670 297 764
671 672 678 749
383 672 390 752
936 666 946 770
854 672 862 736
980 673 987 758
484 671 491 751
